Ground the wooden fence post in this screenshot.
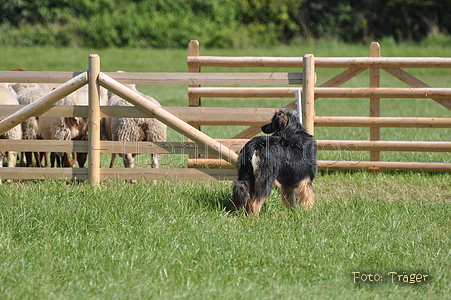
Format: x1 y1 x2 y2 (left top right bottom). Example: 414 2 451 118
188 40 202 166
88 54 101 185
302 54 315 135
188 40 201 123
370 42 381 161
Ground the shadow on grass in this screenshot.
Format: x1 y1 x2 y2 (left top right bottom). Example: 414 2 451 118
192 184 239 214
191 184 289 216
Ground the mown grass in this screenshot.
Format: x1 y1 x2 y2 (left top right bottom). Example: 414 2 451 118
1 41 451 298
0 176 450 299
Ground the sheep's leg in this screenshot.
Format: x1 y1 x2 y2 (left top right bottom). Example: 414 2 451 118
41 152 49 168
151 154 160 168
118 153 136 184
50 152 57 168
7 151 17 168
25 152 34 167
33 152 41 167
120 153 134 168
50 153 66 167
62 152 73 168
109 153 117 168
56 155 62 167
34 152 47 167
0 152 15 183
0 154 2 184
52 152 71 168
76 153 87 168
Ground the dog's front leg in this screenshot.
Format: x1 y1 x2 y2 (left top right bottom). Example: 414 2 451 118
245 198 267 216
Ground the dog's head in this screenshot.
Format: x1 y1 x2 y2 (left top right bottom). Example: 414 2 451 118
261 108 297 135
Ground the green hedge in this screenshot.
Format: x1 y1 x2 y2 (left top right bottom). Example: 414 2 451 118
1 0 450 48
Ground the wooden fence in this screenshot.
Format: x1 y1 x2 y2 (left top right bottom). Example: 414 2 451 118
186 41 451 172
1 41 451 185
0 51 314 184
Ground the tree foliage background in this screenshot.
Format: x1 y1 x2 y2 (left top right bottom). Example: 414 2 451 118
0 0 450 48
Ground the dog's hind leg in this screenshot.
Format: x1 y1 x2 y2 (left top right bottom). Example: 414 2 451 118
232 180 251 210
296 178 315 209
281 187 296 209
246 177 274 216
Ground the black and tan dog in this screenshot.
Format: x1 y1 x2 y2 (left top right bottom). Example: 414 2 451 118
232 108 317 215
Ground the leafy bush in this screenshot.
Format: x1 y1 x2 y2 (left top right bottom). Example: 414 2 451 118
0 0 450 48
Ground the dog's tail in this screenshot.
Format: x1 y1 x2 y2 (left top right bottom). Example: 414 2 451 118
232 180 251 209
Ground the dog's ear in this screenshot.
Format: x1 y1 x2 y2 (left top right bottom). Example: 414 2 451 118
262 110 290 134
277 110 289 132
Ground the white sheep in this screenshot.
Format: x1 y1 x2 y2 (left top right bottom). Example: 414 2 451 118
12 83 41 95
38 87 90 167
34 84 108 168
11 81 109 168
16 86 50 167
13 83 77 167
106 85 167 169
0 83 22 172
13 82 72 167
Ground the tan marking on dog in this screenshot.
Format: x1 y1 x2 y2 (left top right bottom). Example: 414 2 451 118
250 198 266 216
296 178 315 209
278 111 289 132
251 151 260 174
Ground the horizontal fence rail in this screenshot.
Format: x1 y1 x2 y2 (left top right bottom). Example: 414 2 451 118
187 56 451 68
187 87 451 98
0 71 304 86
318 161 451 172
317 140 451 152
5 106 451 128
4 139 450 155
0 71 83 83
314 117 451 128
0 140 210 155
105 72 304 85
0 167 237 181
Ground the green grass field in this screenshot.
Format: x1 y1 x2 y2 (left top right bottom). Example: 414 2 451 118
1 40 451 299
1 176 450 299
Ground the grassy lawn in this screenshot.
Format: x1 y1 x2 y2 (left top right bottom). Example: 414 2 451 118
0 176 450 299
1 40 451 299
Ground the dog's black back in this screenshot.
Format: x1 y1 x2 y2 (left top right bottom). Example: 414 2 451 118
233 108 317 214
